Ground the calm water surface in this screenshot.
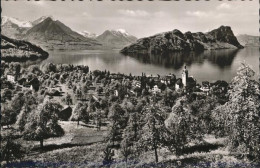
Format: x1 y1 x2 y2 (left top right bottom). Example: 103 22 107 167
42 47 259 83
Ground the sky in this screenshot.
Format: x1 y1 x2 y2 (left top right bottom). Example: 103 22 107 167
1 0 258 38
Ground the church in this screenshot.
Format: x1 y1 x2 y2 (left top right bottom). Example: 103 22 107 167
175 66 196 91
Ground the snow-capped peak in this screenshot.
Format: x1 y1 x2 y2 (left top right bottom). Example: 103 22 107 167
109 29 130 37
31 15 55 25
77 30 97 38
116 29 129 35
1 16 32 27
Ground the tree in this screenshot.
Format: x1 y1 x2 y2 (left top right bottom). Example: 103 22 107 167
102 144 114 166
70 102 89 126
108 104 128 129
15 91 38 131
1 137 24 164
120 138 132 163
214 63 260 160
106 118 122 147
2 88 12 102
94 109 102 130
165 97 202 156
23 100 64 149
65 93 73 106
137 105 169 162
1 106 17 127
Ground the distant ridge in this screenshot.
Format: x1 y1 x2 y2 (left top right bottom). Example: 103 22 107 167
96 29 137 49
236 34 259 47
1 34 49 61
121 26 243 54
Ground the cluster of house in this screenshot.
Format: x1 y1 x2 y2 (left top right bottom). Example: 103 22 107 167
2 66 214 103
111 66 213 96
4 73 40 92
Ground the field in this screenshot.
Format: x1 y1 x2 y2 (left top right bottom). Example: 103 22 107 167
8 133 255 168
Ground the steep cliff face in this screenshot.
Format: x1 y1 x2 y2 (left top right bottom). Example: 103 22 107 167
207 26 242 48
121 26 243 54
1 35 49 61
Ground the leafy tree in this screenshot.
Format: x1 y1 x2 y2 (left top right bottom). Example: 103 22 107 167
214 63 260 160
108 104 128 129
165 97 202 156
2 88 13 102
137 105 169 162
70 102 89 126
120 138 132 163
102 145 114 166
16 104 35 131
23 100 64 149
1 137 24 164
65 93 73 106
44 63 57 73
1 106 17 127
106 122 122 146
94 109 102 130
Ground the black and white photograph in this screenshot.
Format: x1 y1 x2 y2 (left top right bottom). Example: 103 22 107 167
0 0 259 167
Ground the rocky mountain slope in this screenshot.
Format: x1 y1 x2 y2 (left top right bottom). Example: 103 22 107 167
236 34 259 47
96 29 137 49
121 26 243 54
1 16 32 39
24 17 101 50
1 35 49 61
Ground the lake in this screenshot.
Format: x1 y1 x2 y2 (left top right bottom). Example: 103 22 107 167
42 47 259 83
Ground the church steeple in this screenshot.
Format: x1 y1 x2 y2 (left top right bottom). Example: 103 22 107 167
182 65 188 87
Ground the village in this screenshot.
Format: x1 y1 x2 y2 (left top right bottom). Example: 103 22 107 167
2 61 227 104
1 61 232 166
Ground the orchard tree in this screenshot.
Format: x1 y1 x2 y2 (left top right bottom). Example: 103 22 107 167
2 88 12 102
214 63 260 160
105 122 122 146
102 144 114 166
120 138 132 163
70 102 89 126
1 106 16 127
137 105 169 163
108 103 128 129
165 97 202 156
23 100 64 149
65 93 73 106
1 137 24 164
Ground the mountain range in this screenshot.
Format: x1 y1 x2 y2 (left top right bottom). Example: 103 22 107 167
96 29 137 48
1 16 137 50
121 26 244 54
236 34 259 47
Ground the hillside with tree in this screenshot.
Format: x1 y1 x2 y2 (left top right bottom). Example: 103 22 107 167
1 35 49 61
121 26 243 54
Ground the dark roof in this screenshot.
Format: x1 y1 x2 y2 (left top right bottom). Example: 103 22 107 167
176 78 182 85
28 78 40 85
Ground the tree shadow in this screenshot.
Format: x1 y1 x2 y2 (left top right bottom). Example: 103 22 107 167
181 143 224 155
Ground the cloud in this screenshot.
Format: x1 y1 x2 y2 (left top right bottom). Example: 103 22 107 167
186 11 208 18
118 9 149 17
31 1 46 6
217 3 231 10
154 11 166 17
82 12 91 17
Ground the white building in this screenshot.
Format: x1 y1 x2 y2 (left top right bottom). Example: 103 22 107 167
151 85 161 94
182 66 188 87
7 74 16 83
